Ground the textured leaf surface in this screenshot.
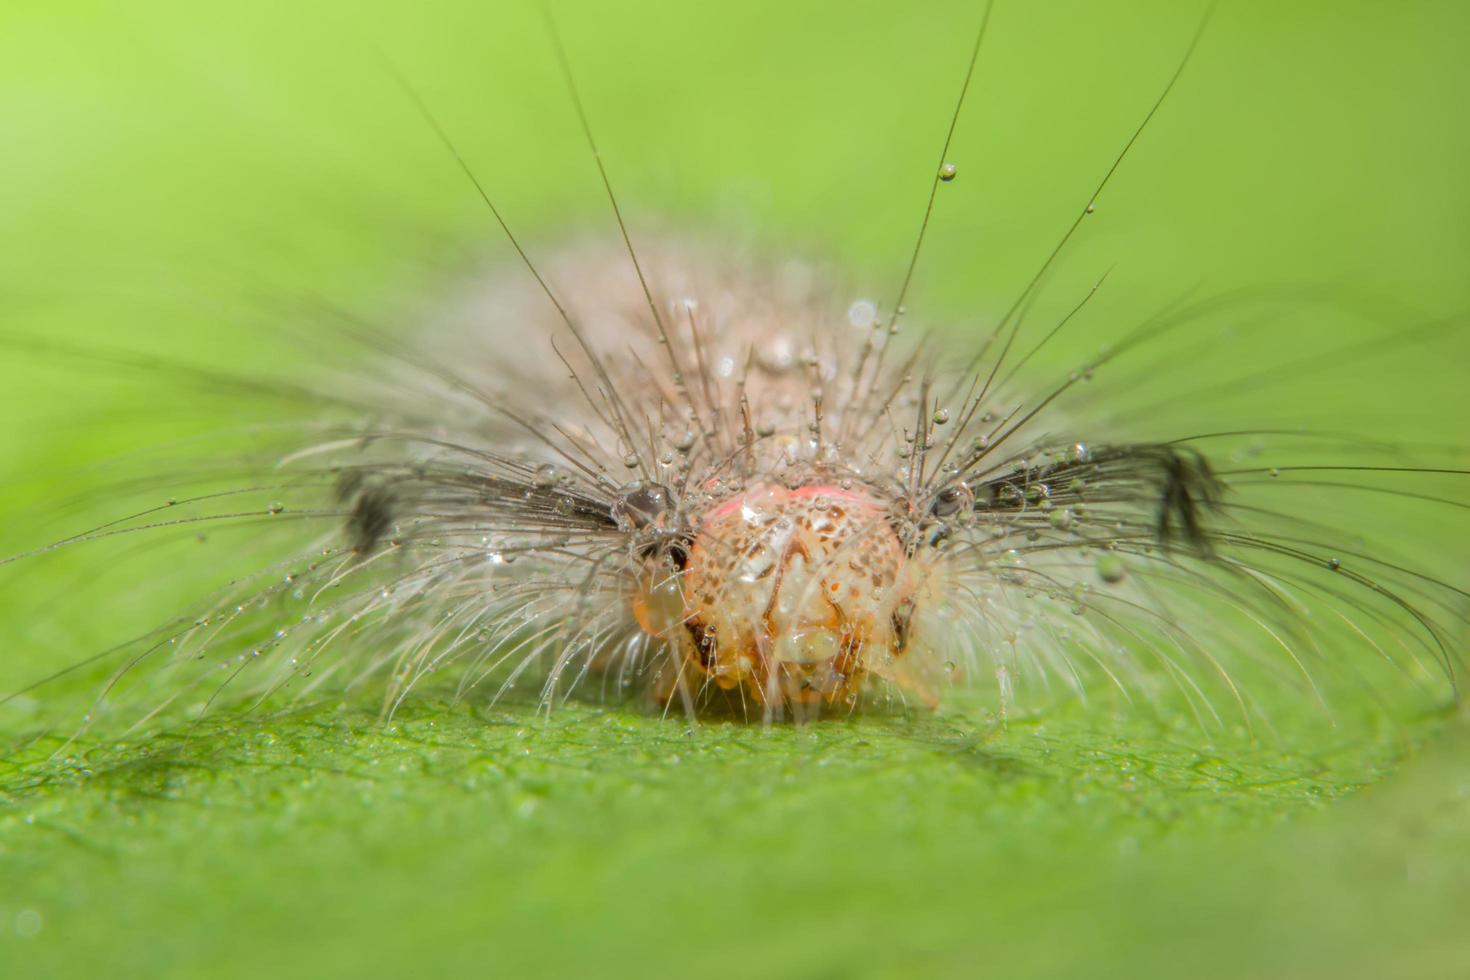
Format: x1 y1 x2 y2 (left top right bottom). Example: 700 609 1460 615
2 1 1468 977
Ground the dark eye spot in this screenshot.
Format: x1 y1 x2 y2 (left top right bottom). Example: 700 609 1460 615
685 619 717 669
637 536 691 569
890 598 916 655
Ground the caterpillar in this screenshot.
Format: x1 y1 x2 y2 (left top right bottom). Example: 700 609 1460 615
1 0 1465 747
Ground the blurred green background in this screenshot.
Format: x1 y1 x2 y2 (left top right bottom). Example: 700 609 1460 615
1 1 1468 977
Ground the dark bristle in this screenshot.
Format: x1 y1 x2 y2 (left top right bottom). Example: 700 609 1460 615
347 486 396 555
1150 447 1222 554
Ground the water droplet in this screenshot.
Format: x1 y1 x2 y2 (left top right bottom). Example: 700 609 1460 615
930 483 974 518
612 483 675 532
938 162 958 182
998 558 1028 585
623 453 640 468
932 408 951 425
1096 554 1126 584
533 464 559 489
757 335 798 373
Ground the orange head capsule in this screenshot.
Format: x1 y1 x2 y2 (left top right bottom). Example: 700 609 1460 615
633 483 919 709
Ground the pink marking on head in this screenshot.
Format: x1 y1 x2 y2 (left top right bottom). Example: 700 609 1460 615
709 495 747 520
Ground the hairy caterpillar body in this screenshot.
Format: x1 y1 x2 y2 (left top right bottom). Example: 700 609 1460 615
1 1 1465 744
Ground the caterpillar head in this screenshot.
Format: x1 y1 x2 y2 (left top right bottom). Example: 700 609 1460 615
632 483 924 711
